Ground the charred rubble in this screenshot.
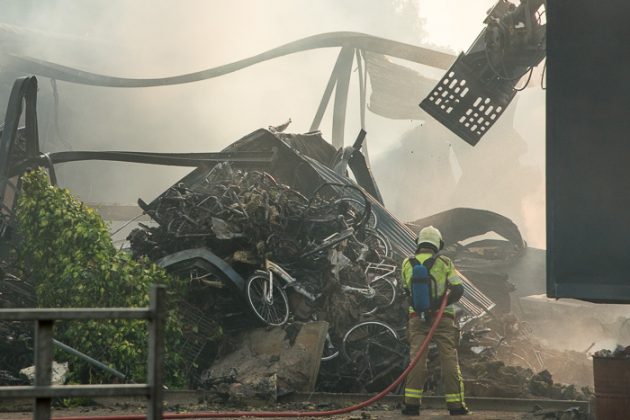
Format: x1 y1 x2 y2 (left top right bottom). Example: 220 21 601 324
128 160 407 392
456 314 593 401
122 129 419 394
123 129 595 401
0 127 601 402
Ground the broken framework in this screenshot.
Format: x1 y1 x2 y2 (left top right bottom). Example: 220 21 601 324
0 75 493 324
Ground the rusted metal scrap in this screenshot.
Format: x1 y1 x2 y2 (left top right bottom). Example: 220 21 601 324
128 161 404 392
130 162 382 268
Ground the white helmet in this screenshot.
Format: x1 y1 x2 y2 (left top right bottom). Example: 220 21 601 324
416 226 443 252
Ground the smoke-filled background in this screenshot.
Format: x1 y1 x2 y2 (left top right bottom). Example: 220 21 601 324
0 0 545 248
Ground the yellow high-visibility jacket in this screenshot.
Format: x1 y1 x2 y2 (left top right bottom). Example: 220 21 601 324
401 252 462 317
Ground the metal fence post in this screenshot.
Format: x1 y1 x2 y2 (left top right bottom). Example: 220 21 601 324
0 284 164 417
34 319 53 420
147 285 166 420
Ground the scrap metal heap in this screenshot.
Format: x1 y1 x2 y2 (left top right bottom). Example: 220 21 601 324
129 162 386 272
124 148 593 398
129 162 397 318
128 160 407 392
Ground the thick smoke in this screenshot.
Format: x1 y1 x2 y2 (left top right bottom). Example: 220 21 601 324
0 0 544 248
372 89 546 249
0 0 431 203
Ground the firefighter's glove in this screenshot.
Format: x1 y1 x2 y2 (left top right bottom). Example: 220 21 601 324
446 283 465 305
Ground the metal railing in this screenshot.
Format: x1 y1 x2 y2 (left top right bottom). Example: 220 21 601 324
0 284 166 420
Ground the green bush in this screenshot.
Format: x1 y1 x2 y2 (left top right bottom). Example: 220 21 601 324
16 168 186 386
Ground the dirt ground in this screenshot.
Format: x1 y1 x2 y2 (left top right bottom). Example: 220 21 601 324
0 402 554 420
0 394 589 419
0 409 532 419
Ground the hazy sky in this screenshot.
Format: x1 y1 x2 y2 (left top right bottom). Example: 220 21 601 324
421 0 495 50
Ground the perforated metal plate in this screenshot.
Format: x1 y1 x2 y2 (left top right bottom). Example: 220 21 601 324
420 53 515 146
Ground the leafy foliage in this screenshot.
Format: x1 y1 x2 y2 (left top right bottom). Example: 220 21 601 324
16 168 186 386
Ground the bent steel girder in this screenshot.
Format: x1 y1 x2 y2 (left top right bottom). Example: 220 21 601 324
3 32 454 88
0 77 40 249
8 150 274 178
406 207 525 248
0 76 39 180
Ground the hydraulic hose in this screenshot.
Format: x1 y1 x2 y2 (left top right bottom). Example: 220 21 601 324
52 291 450 420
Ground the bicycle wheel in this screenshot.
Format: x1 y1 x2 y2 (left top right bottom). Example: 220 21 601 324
246 271 290 326
361 277 397 315
342 198 377 229
342 321 401 360
341 321 406 391
363 228 392 260
321 333 340 361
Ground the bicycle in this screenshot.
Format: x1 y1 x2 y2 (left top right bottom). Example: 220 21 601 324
246 259 317 327
314 318 407 393
246 259 398 327
341 262 397 316
341 320 407 390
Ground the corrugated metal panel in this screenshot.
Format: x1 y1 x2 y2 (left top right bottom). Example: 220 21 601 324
283 142 495 317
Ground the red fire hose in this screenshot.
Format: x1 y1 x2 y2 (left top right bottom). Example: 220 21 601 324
52 291 450 420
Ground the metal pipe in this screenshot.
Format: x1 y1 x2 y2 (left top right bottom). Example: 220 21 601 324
53 339 128 382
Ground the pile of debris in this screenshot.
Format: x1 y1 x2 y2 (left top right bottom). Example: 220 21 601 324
130 162 386 268
453 314 593 401
125 162 596 399
0 134 597 401
129 163 405 389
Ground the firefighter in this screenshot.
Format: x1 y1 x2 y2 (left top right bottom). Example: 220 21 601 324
401 226 469 416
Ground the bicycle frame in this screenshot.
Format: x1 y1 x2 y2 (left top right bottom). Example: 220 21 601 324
340 262 398 302
341 262 397 295
299 228 355 258
262 259 396 315
264 259 319 301
340 284 376 298
364 262 397 284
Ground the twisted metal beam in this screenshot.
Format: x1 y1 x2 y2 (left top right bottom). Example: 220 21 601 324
3 32 455 88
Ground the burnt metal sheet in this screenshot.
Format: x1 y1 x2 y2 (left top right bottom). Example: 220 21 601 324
332 130 384 205
156 248 247 293
407 208 525 248
364 52 438 120
547 0 630 304
281 131 336 167
0 77 40 255
282 129 383 204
